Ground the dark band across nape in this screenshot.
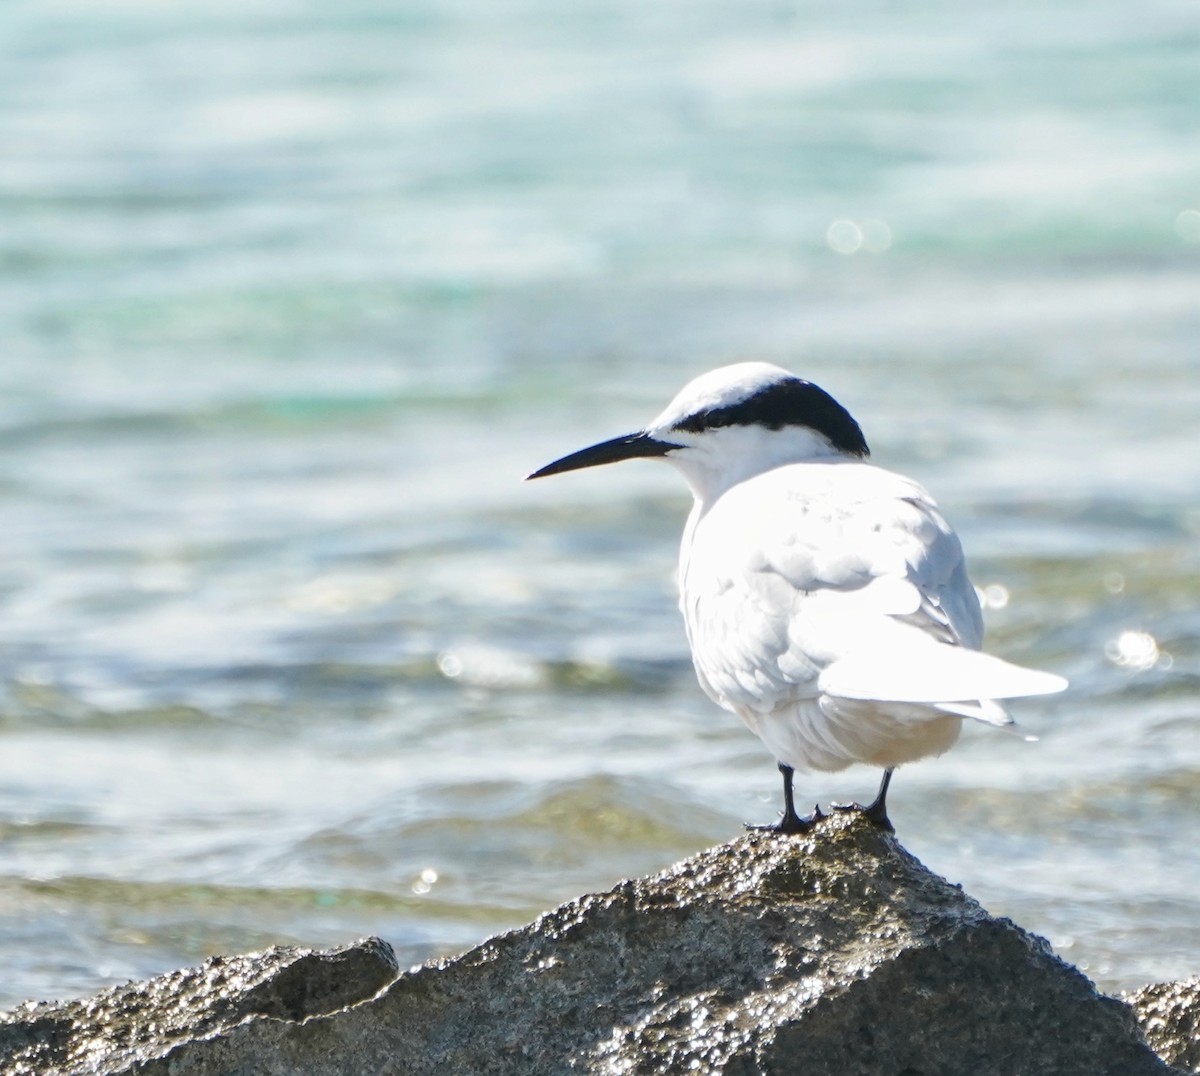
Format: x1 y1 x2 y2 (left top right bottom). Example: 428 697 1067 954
672 379 869 458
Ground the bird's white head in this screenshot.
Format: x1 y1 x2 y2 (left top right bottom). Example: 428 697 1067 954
527 362 869 502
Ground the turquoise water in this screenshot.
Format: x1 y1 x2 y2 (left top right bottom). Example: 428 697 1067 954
1 0 1198 1007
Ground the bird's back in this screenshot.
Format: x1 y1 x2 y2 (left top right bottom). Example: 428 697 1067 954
678 458 995 770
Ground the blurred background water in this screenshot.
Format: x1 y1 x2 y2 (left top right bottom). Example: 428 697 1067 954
0 0 1197 1008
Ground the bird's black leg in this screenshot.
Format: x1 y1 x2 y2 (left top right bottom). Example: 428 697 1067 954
861 768 895 831
746 763 824 835
832 767 895 831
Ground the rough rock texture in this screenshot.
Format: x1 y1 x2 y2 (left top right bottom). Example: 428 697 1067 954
0 937 398 1075
0 812 1185 1075
1126 978 1200 1073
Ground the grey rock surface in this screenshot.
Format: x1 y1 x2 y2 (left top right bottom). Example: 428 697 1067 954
0 936 397 1075
0 812 1185 1075
1126 977 1200 1073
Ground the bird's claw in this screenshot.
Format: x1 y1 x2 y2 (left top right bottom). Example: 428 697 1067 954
830 800 894 832
745 803 825 835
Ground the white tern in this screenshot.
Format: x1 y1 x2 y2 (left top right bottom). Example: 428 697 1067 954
527 362 1067 833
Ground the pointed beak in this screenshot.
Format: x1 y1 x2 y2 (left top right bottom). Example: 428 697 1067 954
525 431 679 480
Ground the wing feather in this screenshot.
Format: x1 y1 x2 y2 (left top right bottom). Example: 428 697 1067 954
680 461 1011 720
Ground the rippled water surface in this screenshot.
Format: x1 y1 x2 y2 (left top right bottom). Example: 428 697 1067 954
1 0 1198 1007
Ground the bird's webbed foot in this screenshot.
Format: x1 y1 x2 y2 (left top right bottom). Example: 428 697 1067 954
831 768 895 832
745 802 825 835
745 762 825 835
831 799 894 832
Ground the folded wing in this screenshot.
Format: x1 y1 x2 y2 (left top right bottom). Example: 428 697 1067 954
680 461 1064 727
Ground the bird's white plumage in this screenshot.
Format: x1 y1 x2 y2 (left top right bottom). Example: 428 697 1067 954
531 361 1067 795
679 458 997 773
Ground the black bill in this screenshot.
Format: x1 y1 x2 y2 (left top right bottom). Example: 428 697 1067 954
526 431 679 480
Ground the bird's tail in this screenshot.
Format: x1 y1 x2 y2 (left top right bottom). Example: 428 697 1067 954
931 698 1037 740
818 642 1066 736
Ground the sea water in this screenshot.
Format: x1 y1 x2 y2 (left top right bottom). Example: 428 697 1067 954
0 0 1197 1006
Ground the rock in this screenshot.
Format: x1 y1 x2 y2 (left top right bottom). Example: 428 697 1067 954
0 811 1184 1075
0 936 398 1075
1125 978 1200 1073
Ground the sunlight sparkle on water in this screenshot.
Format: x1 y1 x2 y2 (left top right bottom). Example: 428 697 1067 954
1105 630 1161 672
411 868 440 896
977 583 1009 610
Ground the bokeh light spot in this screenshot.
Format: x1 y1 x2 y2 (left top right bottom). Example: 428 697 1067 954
1104 630 1160 671
826 219 862 254
1174 209 1200 242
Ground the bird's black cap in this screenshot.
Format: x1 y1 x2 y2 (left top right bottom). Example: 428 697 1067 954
672 377 869 458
